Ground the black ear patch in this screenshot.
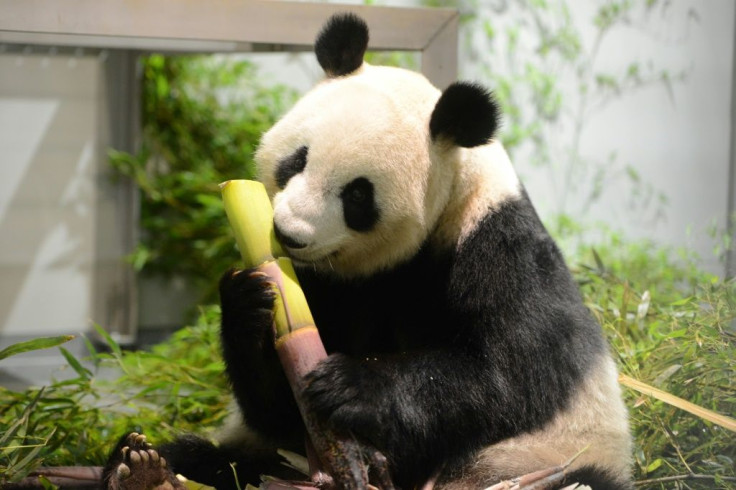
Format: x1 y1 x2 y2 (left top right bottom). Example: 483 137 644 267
315 13 369 77
429 82 500 148
275 146 309 188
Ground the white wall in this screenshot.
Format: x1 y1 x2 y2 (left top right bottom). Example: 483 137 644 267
521 1 735 274
0 53 101 335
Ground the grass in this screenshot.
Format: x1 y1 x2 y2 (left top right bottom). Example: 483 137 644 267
0 233 734 488
568 229 735 487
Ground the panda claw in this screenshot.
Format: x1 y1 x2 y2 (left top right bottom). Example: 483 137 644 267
129 450 142 466
116 463 131 480
139 449 150 465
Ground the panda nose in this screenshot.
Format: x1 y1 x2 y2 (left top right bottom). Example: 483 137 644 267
273 223 307 249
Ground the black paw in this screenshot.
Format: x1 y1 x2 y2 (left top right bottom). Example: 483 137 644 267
303 354 389 444
219 267 276 334
103 432 185 490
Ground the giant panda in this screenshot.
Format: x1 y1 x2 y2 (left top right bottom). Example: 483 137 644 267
103 12 633 490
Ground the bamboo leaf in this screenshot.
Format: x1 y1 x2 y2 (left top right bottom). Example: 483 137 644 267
92 323 122 359
646 457 663 473
38 476 57 490
12 428 56 477
0 336 75 361
59 347 93 379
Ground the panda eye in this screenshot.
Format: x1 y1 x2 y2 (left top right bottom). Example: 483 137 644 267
275 146 309 188
347 187 366 203
340 177 379 232
341 177 373 205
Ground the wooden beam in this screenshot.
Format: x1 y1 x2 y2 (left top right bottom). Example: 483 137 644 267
421 11 459 91
0 0 456 53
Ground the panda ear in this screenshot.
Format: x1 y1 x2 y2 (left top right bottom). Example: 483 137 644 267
429 82 500 148
315 13 369 77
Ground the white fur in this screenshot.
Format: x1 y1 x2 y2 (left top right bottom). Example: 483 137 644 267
439 355 632 489
431 141 521 251
255 63 521 277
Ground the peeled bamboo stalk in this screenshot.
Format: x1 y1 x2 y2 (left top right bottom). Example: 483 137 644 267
220 180 393 490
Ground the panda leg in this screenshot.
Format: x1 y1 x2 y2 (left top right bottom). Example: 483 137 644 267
102 432 184 490
156 433 292 489
563 465 634 490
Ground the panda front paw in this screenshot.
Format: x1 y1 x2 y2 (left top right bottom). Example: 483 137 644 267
219 267 276 335
303 354 391 445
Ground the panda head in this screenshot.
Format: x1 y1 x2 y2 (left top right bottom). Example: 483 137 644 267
255 13 517 278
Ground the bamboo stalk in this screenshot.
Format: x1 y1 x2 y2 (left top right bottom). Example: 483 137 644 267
220 180 393 490
619 373 736 433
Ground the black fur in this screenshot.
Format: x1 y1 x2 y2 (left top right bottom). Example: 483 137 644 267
161 190 613 489
315 13 369 77
158 433 303 488
564 465 635 490
430 81 500 147
275 145 308 189
217 269 302 443
297 190 607 487
340 176 379 231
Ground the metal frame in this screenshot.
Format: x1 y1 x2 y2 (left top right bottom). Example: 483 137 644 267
0 0 459 342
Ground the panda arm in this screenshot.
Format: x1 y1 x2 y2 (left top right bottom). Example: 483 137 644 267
218 269 303 442
302 344 526 482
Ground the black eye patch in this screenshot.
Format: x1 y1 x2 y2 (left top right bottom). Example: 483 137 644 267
340 177 379 232
275 146 309 188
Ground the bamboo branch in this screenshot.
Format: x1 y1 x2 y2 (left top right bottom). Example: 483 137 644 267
220 180 394 490
619 373 736 432
483 446 588 490
3 466 102 489
635 473 736 486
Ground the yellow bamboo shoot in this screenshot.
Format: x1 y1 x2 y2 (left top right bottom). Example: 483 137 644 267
220 180 314 338
220 178 388 489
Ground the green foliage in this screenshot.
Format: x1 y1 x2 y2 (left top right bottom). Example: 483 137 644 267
0 307 229 485
364 50 418 70
0 336 75 362
109 55 298 302
566 230 736 487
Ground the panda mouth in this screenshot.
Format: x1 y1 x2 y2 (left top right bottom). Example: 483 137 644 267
286 247 340 269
